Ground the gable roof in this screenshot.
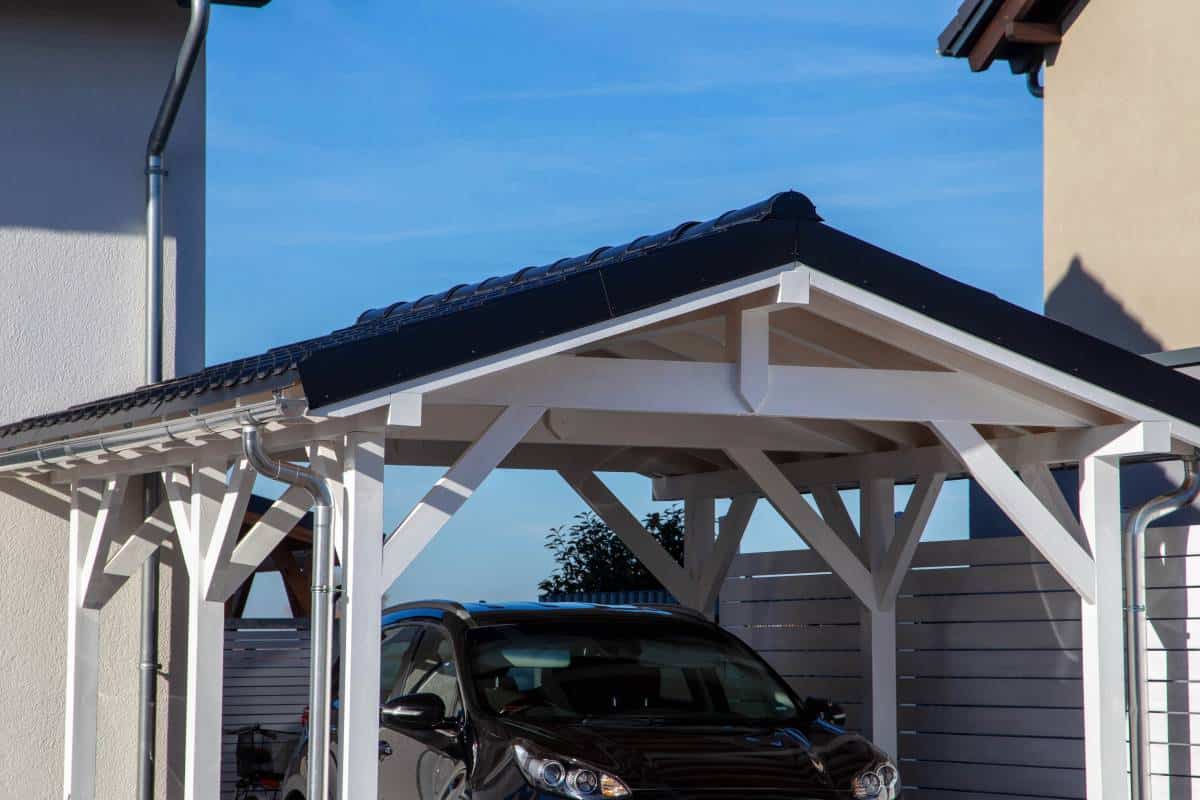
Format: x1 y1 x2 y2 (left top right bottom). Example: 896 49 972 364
3 189 1199 453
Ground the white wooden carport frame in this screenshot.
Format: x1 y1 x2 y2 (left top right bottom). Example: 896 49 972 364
5 260 1198 800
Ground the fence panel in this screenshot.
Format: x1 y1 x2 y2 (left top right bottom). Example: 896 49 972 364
222 619 310 800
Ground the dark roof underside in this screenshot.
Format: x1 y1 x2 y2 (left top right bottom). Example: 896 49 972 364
4 189 1200 449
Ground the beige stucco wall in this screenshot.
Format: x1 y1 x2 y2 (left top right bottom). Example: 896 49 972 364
0 2 204 798
1043 0 1200 352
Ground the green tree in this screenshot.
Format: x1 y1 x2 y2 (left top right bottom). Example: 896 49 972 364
539 506 684 595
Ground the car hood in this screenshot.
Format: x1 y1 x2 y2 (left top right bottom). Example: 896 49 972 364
497 718 879 797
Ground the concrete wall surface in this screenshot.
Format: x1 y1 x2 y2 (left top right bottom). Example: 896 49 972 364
0 2 205 797
1044 0 1200 352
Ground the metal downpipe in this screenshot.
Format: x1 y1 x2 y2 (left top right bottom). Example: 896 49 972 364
1126 454 1200 800
140 3 211 798
242 426 334 800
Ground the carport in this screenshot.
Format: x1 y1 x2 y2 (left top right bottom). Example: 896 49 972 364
3 191 1200 800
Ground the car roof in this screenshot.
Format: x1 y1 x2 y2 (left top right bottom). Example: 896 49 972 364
380 600 710 629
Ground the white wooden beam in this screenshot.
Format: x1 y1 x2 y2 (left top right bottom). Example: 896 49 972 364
78 476 130 610
859 478 897 754
339 429 386 800
695 495 757 611
404 405 865 454
1078 453 1128 800
874 473 945 609
1018 463 1086 550
684 497 716 584
810 485 860 554
162 467 192 570
725 448 877 610
738 309 770 412
63 480 103 800
103 502 173 579
930 420 1096 604
202 460 256 603
215 485 313 603
655 423 1150 500
182 459 229 800
381 406 545 586
559 470 694 604
430 356 1084 427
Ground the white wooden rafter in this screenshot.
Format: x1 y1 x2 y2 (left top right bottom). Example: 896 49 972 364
381 405 545 586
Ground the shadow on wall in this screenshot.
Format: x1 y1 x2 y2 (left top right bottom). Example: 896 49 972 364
972 254 1170 537
1045 255 1163 354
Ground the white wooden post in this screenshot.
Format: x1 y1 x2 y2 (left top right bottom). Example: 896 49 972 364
1078 454 1128 799
180 460 231 800
63 480 103 800
339 429 386 800
684 498 715 608
859 478 897 755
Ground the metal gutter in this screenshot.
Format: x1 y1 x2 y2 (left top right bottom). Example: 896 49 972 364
0 398 289 476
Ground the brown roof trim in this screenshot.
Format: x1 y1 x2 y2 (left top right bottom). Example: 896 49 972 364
938 0 1081 74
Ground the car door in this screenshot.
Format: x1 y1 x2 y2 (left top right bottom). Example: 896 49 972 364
379 625 468 800
377 625 423 797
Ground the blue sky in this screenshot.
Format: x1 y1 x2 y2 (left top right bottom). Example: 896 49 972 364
205 1 1044 610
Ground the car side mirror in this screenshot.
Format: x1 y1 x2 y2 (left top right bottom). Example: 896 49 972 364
380 693 447 731
803 696 847 728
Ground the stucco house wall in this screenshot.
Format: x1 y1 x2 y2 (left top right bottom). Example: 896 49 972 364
1043 0 1200 353
0 2 205 797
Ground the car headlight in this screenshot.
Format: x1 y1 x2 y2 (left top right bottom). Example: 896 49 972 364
513 741 631 799
852 761 900 799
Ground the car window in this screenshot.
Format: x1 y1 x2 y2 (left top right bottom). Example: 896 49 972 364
467 621 798 723
400 627 462 717
381 626 421 703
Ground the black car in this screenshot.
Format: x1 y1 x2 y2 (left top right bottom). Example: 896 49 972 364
281 601 899 800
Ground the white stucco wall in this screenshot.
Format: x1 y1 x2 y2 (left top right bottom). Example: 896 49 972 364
0 2 205 798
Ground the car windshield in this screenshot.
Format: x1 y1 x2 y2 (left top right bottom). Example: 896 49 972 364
466 620 798 724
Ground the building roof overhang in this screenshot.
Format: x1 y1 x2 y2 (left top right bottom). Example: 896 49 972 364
938 0 1083 74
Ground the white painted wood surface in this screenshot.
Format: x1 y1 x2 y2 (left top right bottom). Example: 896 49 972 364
339 429 387 800
63 481 103 800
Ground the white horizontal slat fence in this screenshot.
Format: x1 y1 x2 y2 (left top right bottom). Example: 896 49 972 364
721 527 1200 800
221 619 310 800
